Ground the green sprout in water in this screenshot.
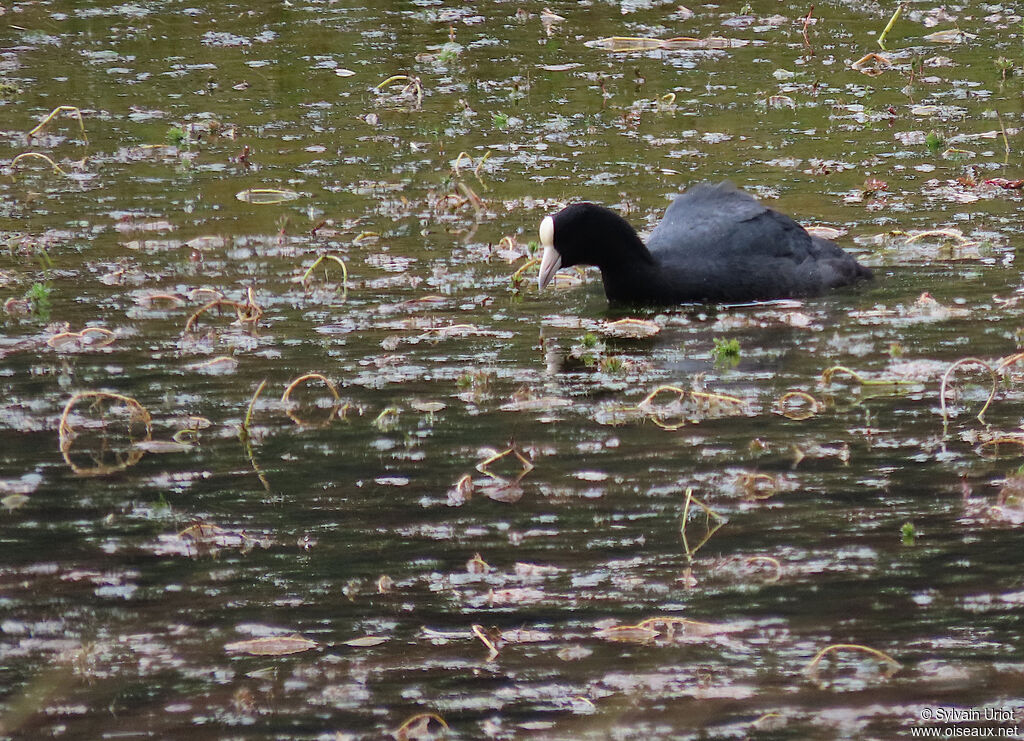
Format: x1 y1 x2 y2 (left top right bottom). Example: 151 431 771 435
491 111 510 130
437 42 462 65
580 332 600 349
925 131 944 155
711 337 741 367
901 522 916 546
25 282 51 319
166 125 186 146
995 57 1015 80
600 356 625 374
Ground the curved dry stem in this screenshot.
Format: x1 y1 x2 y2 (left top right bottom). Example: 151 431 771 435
47 327 116 351
939 357 996 424
473 149 491 176
777 390 819 420
11 152 68 177
281 373 342 428
27 105 88 144
393 712 448 740
184 297 262 333
681 487 725 561
977 436 1024 458
375 74 413 90
510 257 539 282
804 643 901 684
637 385 688 426
301 253 348 297
744 556 782 582
58 391 152 475
456 181 484 213
452 151 473 175
690 390 746 407
905 228 969 244
352 231 378 245
472 624 500 661
821 364 914 388
635 616 718 636
738 473 778 500
851 52 891 70
241 379 267 437
476 446 534 483
821 365 867 385
995 352 1024 373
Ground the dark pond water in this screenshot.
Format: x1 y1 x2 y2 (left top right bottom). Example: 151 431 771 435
3 0 1024 738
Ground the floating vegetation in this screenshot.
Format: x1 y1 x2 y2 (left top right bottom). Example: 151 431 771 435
6 2 1024 736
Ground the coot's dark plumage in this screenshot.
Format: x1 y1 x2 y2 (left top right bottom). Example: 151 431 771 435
537 181 872 305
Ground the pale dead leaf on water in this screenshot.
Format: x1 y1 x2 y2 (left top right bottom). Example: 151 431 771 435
500 628 554 643
489 586 545 605
601 318 661 338
224 634 317 656
557 645 593 661
923 28 978 43
593 625 659 643
513 562 563 577
500 396 572 412
804 225 846 241
342 635 389 647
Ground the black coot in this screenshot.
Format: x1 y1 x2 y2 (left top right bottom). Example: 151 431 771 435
537 181 872 305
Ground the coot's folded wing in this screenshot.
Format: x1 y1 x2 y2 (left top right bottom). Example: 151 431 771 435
646 181 813 262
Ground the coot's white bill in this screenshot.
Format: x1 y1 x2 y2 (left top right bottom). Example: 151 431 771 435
537 215 560 289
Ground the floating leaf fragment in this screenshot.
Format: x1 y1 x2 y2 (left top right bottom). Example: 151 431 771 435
235 188 301 204
587 35 747 51
923 28 977 43
601 318 661 338
224 634 317 656
342 635 389 647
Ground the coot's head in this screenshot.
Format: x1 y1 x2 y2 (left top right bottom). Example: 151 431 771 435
537 203 643 290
